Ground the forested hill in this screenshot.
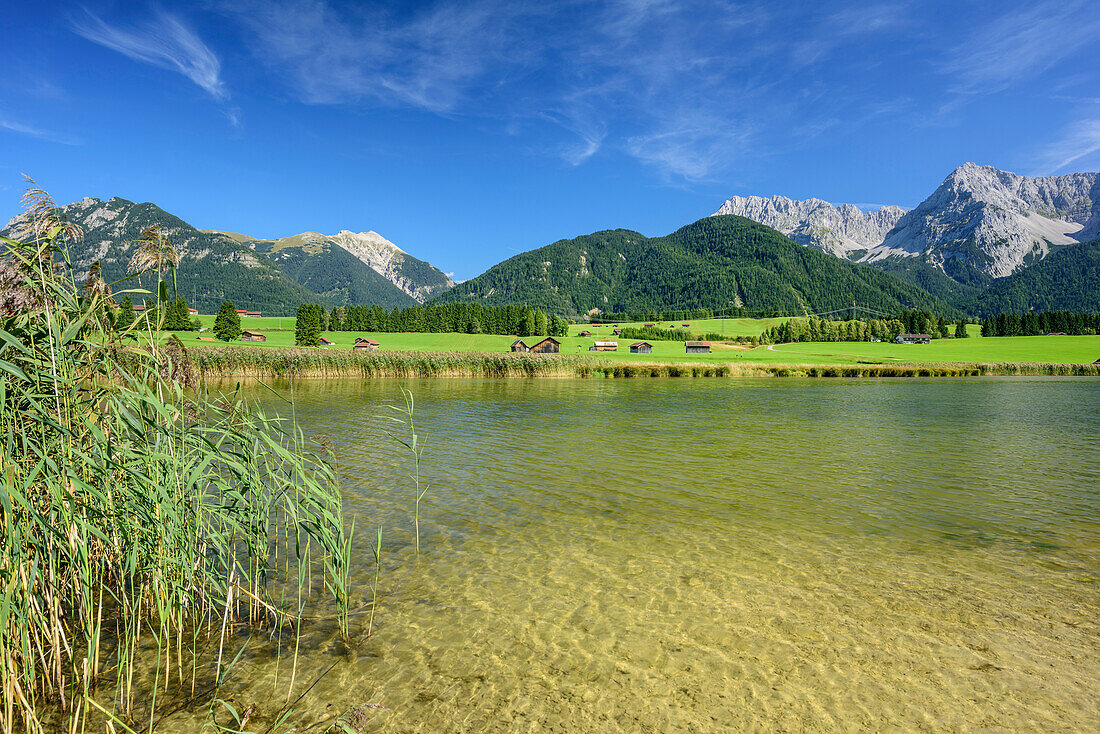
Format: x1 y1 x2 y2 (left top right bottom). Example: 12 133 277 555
1 197 418 315
433 215 953 317
964 238 1100 316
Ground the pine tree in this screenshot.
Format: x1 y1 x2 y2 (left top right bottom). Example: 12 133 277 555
296 303 322 346
214 300 242 341
116 296 135 330
955 320 969 338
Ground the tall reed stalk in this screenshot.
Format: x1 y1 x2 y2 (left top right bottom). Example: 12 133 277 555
0 185 353 733
387 389 427 557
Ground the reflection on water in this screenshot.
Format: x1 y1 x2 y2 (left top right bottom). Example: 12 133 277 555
198 378 1100 731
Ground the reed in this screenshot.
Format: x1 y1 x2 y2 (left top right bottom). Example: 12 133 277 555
386 389 427 557
187 346 1100 379
0 190 353 732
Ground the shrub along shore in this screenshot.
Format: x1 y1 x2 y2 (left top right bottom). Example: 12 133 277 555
189 346 1100 379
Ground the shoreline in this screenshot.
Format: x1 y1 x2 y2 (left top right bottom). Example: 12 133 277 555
187 346 1100 379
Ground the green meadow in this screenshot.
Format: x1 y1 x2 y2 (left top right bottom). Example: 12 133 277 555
176 314 1099 368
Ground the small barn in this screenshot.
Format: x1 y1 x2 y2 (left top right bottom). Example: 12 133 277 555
510 339 530 352
630 341 653 353
685 340 711 353
241 330 266 342
895 333 931 345
578 330 593 337
353 337 380 351
197 336 214 342
613 328 623 335
320 337 335 345
590 341 618 351
245 311 262 318
643 323 655 327
530 337 561 353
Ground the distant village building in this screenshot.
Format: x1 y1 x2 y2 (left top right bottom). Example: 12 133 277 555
197 336 214 341
510 339 530 352
188 307 199 315
530 337 561 353
320 337 335 345
613 328 623 335
1047 332 1067 336
353 337 380 351
643 323 655 327
896 333 932 345
578 330 593 337
590 341 618 351
682 323 690 327
240 330 266 342
685 340 711 353
630 341 653 353
245 311 261 318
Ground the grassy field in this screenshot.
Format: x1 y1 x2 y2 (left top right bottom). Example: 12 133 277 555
178 314 1099 367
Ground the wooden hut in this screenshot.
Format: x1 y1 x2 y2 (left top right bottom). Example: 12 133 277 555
577 330 593 337
240 330 266 342
895 333 931 344
589 341 618 351
529 337 561 353
320 337 335 345
685 340 711 353
353 337 380 351
510 339 530 352
630 341 653 353
643 323 655 327
197 336 214 342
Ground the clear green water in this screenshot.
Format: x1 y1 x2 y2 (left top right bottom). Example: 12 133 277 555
205 378 1100 731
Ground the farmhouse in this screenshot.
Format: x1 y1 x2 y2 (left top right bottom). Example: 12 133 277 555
630 341 653 353
896 333 932 345
188 307 199 315
590 341 618 351
685 340 711 353
240 330 266 342
530 337 561 353
510 339 530 352
353 338 380 351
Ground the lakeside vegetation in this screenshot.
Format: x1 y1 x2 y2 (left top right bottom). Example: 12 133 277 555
185 345 1100 379
0 184 377 732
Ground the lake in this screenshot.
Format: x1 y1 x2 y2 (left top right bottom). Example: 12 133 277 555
214 377 1100 731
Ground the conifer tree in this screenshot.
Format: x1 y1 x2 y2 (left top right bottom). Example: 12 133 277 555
295 303 322 346
116 296 135 330
214 300 242 341
955 320 969 338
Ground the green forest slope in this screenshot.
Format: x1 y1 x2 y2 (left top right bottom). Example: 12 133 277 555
434 215 954 317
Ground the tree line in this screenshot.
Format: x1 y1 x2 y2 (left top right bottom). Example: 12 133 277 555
757 311 973 345
292 302 571 346
979 311 1099 336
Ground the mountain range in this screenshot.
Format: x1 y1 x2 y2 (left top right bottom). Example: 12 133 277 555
1 197 453 315
3 161 1096 319
715 163 1099 290
434 215 951 317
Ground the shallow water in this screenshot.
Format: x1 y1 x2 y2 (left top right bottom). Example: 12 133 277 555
198 378 1100 731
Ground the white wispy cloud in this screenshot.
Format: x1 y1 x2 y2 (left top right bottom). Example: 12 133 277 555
1031 119 1100 174
0 114 81 145
71 9 228 101
944 0 1100 95
216 0 922 180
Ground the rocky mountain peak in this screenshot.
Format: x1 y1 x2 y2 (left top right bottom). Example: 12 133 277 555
712 194 907 257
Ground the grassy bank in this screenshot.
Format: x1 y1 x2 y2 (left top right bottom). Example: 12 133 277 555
189 346 1100 378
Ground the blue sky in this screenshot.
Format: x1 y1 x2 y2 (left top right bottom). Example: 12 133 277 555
2 0 1099 279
